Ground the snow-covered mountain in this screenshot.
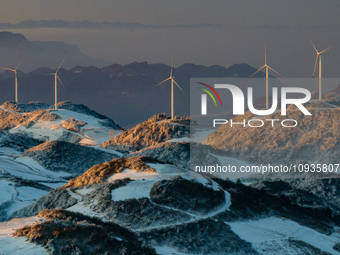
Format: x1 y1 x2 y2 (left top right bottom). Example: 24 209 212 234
207 100 340 165
0 101 121 222
0 101 340 255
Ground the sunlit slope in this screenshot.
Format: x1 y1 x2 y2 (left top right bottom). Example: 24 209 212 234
206 101 340 164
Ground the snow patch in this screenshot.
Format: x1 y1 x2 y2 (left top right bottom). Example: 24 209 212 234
16 186 48 201
6 201 34 216
66 202 107 222
66 188 82 202
38 182 68 189
155 246 195 255
111 180 156 201
0 179 15 205
76 188 94 196
14 156 72 179
148 163 186 176
0 236 47 255
0 216 43 236
0 217 47 255
226 217 340 255
108 169 159 182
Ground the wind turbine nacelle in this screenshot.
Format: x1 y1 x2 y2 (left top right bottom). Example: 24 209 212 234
202 84 312 116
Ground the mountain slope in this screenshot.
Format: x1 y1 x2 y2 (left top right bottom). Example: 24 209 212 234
206 101 340 165
1 102 340 254
5 210 157 255
0 101 122 223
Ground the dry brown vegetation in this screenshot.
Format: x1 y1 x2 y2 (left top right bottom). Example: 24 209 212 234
0 109 27 130
24 109 61 122
101 113 192 150
207 106 340 164
0 106 61 130
63 156 158 188
61 117 87 132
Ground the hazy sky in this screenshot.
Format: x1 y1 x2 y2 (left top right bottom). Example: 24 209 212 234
1 0 340 77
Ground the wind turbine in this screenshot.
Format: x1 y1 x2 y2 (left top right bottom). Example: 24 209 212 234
151 58 185 120
249 41 285 110
0 56 24 103
45 54 68 110
308 37 332 100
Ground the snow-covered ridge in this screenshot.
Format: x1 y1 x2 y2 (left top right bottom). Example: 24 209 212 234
0 101 123 223
8 108 120 146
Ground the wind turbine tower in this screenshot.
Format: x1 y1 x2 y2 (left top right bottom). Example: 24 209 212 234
249 41 285 110
0 56 24 103
308 37 332 100
45 54 68 110
151 58 186 120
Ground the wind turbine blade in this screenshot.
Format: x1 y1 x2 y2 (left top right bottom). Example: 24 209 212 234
57 76 66 89
267 66 285 78
0 67 14 72
151 77 171 89
170 56 173 77
248 65 266 79
307 36 318 54
56 54 68 73
319 46 332 54
173 79 186 94
42 73 55 76
312 55 318 79
15 56 25 71
264 40 267 65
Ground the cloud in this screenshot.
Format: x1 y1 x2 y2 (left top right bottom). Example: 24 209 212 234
0 20 222 30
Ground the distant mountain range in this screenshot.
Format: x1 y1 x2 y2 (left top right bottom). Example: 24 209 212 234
0 31 269 127
0 31 110 72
